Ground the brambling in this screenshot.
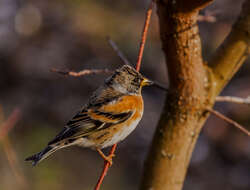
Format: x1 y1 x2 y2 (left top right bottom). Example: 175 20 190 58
25 65 153 166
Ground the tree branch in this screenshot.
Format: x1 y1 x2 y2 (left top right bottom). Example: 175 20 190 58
209 0 250 96
216 96 250 105
0 108 21 140
180 0 213 11
0 108 27 188
160 0 213 12
94 144 117 190
51 66 168 92
206 108 250 136
2 137 28 188
136 0 154 71
107 37 169 91
50 68 112 77
197 10 217 23
94 1 155 190
106 37 132 66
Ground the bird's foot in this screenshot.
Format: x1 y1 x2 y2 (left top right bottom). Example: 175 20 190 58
97 148 115 165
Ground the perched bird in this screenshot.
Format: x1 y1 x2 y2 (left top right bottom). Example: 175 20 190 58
25 65 153 166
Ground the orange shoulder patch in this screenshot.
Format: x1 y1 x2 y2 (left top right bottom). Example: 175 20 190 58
99 95 143 113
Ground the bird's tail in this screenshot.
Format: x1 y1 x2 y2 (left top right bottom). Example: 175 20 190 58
25 145 59 166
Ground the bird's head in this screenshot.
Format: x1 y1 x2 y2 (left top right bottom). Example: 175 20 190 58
105 65 153 94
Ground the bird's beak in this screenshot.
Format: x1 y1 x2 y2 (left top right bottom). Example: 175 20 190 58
141 78 154 86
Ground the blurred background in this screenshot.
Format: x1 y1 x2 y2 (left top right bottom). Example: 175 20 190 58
0 0 249 189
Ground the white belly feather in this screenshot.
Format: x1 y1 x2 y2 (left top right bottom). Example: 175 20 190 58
101 116 142 148
75 112 143 149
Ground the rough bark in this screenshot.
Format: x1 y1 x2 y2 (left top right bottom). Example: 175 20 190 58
140 0 250 190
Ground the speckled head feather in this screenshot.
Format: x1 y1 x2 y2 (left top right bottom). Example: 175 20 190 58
105 65 147 94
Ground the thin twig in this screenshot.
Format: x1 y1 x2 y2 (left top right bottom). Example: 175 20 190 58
197 10 217 23
153 81 168 92
107 37 168 92
52 68 168 94
51 68 112 77
107 37 132 66
206 108 250 136
197 14 216 22
94 144 117 190
0 108 27 188
136 0 154 71
2 137 27 188
52 67 168 92
94 1 155 190
0 108 21 140
216 96 250 106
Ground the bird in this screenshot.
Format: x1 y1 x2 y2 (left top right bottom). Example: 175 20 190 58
25 65 153 166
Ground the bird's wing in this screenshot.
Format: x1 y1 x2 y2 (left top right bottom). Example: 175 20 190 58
48 93 134 146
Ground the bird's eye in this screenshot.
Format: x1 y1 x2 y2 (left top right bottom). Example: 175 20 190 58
133 77 140 84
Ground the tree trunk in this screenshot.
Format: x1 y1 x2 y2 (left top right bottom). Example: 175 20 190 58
140 0 250 190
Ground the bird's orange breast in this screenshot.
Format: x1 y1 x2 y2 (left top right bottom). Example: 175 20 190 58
86 95 144 148
100 94 143 114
